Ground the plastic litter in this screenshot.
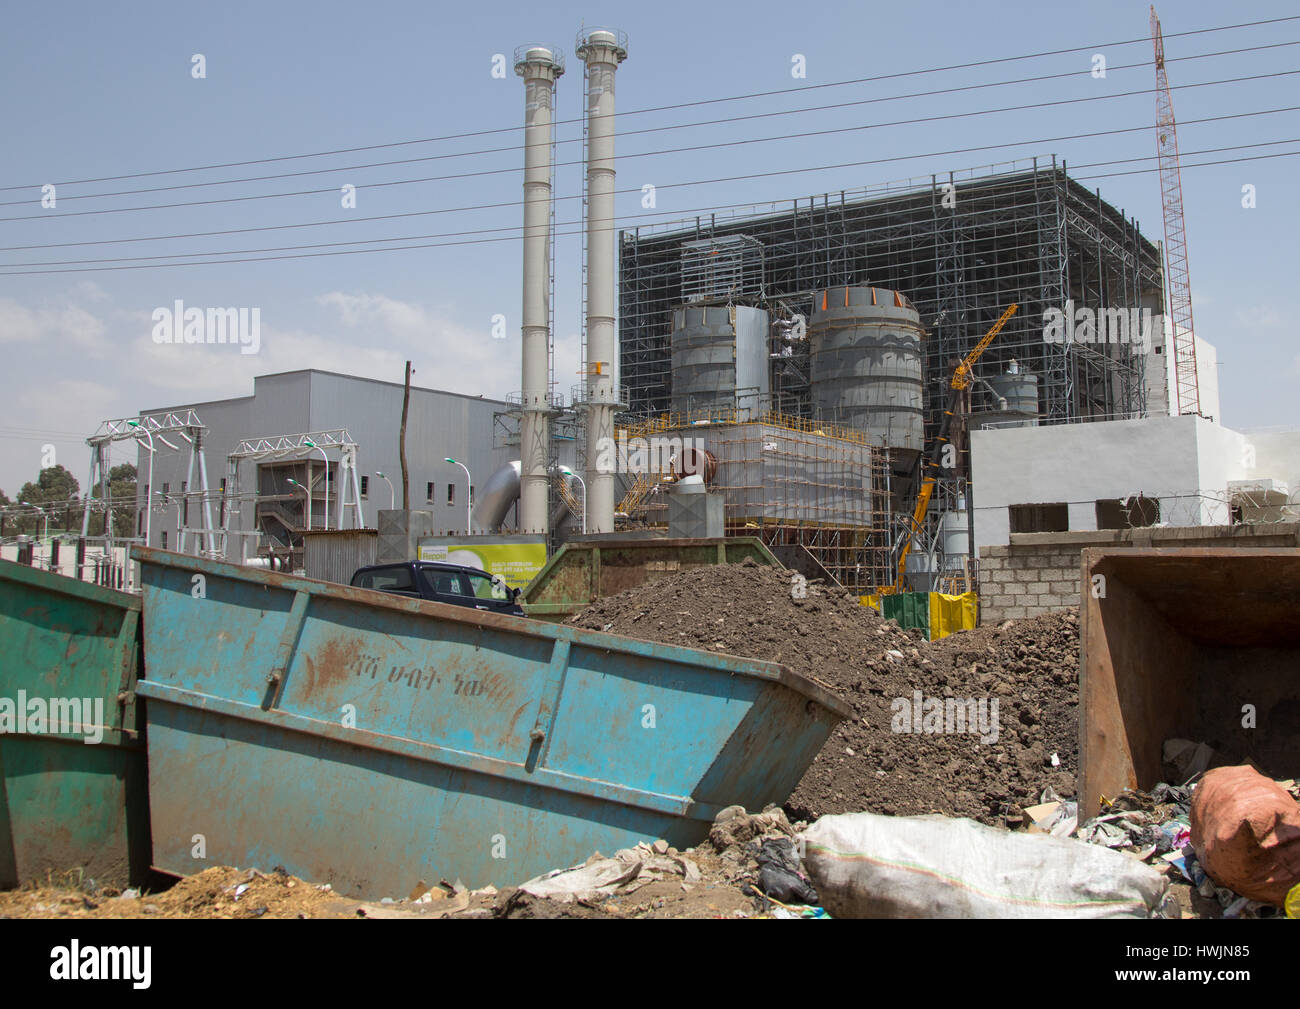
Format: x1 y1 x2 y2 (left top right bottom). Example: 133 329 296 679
803 811 1167 918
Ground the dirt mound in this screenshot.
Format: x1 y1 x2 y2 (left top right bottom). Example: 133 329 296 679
571 561 1079 824
0 866 348 919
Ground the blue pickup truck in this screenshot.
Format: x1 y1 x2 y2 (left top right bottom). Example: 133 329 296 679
350 560 526 617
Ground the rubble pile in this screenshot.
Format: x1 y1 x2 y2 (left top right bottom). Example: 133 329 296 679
572 562 1080 824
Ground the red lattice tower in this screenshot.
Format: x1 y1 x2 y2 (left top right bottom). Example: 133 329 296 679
1151 6 1200 415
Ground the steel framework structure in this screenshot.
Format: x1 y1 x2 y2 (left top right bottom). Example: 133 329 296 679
618 159 1163 439
83 410 217 559
225 430 365 561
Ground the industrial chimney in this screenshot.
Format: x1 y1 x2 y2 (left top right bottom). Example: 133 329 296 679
577 27 627 535
514 45 564 535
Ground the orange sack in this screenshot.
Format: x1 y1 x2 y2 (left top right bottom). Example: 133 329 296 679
1190 765 1300 906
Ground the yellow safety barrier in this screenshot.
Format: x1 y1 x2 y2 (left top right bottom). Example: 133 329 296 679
929 591 978 640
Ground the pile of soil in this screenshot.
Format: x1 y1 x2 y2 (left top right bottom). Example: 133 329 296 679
0 866 348 919
571 560 1079 824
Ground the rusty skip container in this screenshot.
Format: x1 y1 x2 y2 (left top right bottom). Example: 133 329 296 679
0 560 149 888
131 546 850 897
1080 547 1300 818
523 536 781 621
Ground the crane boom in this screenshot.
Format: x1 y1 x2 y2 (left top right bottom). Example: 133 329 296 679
892 304 1017 593
1151 6 1200 416
951 304 1019 391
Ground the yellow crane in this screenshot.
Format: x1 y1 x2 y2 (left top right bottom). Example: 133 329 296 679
891 303 1018 593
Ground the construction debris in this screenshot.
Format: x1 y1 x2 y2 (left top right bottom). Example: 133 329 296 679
573 562 1080 824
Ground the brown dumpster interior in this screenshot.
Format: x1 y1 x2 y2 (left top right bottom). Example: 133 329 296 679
1081 549 1300 817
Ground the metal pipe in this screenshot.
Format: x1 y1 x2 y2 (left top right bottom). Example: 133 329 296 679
577 27 627 535
514 45 563 536
473 461 521 532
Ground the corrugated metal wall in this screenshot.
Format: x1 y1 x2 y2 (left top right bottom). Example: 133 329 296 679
304 529 378 584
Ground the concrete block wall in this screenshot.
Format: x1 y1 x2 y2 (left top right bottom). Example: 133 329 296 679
978 523 1300 624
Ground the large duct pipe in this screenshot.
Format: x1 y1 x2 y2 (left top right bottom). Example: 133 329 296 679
471 459 578 533
577 27 627 535
473 460 521 532
514 45 563 535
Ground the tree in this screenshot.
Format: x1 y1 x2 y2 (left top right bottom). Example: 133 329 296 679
107 464 138 538
14 465 82 535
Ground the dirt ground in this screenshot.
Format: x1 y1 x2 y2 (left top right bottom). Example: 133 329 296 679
0 836 782 920
573 560 1079 825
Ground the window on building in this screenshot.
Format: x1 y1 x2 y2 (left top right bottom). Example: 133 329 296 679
161 531 168 550
360 476 369 499
1096 495 1159 530
469 485 474 506
1008 503 1069 533
181 481 188 526
162 482 170 494
426 482 434 503
447 483 455 505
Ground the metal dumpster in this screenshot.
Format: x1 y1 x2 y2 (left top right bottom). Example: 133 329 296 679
1080 547 1300 817
523 536 782 622
0 560 149 888
132 546 850 897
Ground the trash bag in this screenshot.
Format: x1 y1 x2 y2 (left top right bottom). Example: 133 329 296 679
1190 765 1300 906
752 838 819 905
802 811 1168 919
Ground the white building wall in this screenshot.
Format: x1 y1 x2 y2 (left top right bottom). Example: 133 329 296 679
1160 327 1220 422
972 415 1210 548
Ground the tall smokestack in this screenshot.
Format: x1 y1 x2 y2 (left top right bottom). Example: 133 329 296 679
515 45 563 535
577 27 627 535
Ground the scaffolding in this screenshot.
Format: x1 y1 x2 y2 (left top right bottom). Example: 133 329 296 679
618 158 1162 438
617 409 893 592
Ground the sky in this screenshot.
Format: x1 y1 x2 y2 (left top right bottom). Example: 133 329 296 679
1 0 1296 495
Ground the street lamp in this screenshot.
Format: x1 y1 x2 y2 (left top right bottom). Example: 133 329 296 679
445 457 472 535
557 465 587 534
303 439 329 531
374 471 395 510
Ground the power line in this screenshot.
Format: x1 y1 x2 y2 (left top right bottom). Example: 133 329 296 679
5 136 1295 270
5 66 1297 224
4 102 1294 254
5 13 1295 192
7 37 1296 209
3 147 1293 276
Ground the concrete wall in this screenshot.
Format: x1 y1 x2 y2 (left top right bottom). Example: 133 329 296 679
978 523 1300 623
971 415 1206 548
969 415 1297 550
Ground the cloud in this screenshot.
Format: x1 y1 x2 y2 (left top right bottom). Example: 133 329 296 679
318 291 518 398
0 297 106 351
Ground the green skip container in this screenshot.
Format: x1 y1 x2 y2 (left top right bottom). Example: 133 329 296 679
0 560 150 889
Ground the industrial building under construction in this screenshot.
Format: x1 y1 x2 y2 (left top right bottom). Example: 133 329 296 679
593 159 1164 592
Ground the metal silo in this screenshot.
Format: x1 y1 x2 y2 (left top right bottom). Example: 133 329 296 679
984 369 1039 417
809 286 924 451
670 305 769 419
970 361 1040 431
